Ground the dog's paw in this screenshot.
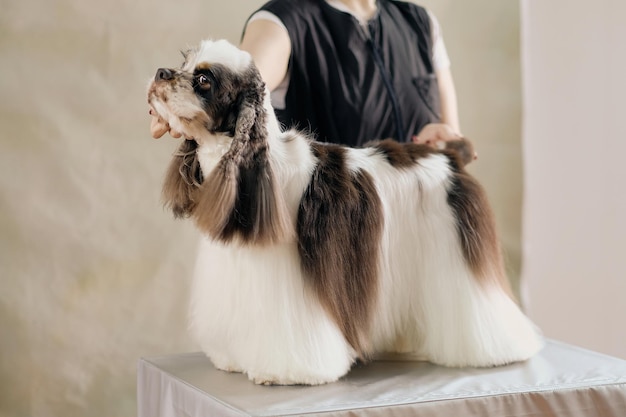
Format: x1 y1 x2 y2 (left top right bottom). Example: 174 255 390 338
210 356 244 374
249 372 295 386
217 365 244 373
252 376 280 386
248 372 338 386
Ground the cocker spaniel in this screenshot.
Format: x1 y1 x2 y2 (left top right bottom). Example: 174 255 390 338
147 39 543 385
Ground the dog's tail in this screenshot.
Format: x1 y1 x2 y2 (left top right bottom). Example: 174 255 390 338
444 138 476 168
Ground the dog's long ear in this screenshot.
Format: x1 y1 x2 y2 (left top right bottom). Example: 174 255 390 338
193 67 292 245
162 139 202 218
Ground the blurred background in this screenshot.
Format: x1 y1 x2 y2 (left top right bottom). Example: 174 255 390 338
1 0 623 416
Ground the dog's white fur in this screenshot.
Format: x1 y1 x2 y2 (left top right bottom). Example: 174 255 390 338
148 39 544 385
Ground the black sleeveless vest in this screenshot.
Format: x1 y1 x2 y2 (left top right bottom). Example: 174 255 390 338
253 0 441 146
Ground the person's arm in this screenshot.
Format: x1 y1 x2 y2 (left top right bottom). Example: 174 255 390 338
435 66 460 133
413 10 463 146
414 67 477 160
239 18 291 92
412 67 462 145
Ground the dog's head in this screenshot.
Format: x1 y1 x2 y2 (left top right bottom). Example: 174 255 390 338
147 39 265 141
149 39 291 245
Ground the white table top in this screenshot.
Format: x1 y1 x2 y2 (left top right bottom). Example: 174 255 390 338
137 340 626 416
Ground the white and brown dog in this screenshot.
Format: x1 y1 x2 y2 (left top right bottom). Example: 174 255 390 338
147 39 543 385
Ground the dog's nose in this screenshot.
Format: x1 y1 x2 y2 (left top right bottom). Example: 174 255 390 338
155 68 174 81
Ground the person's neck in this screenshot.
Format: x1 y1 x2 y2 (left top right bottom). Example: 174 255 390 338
332 0 377 22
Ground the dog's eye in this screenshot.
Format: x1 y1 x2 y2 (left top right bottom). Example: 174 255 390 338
196 74 210 88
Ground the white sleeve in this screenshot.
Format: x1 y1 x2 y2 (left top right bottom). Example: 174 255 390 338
245 10 290 109
247 10 288 33
426 10 451 71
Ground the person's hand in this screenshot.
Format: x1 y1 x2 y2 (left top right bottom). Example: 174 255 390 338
149 108 182 139
412 123 461 148
413 123 478 162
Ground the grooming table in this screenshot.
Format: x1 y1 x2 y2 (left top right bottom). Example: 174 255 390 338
137 340 626 416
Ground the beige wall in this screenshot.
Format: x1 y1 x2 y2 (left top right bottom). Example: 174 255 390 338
0 1 522 415
522 0 626 359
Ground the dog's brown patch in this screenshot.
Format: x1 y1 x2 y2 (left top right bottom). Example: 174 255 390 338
443 139 476 167
373 138 475 169
373 139 434 167
297 143 383 358
446 165 512 296
195 62 212 70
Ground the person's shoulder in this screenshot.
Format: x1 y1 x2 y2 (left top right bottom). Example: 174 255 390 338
383 0 429 17
258 0 323 30
382 0 431 27
260 0 321 16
